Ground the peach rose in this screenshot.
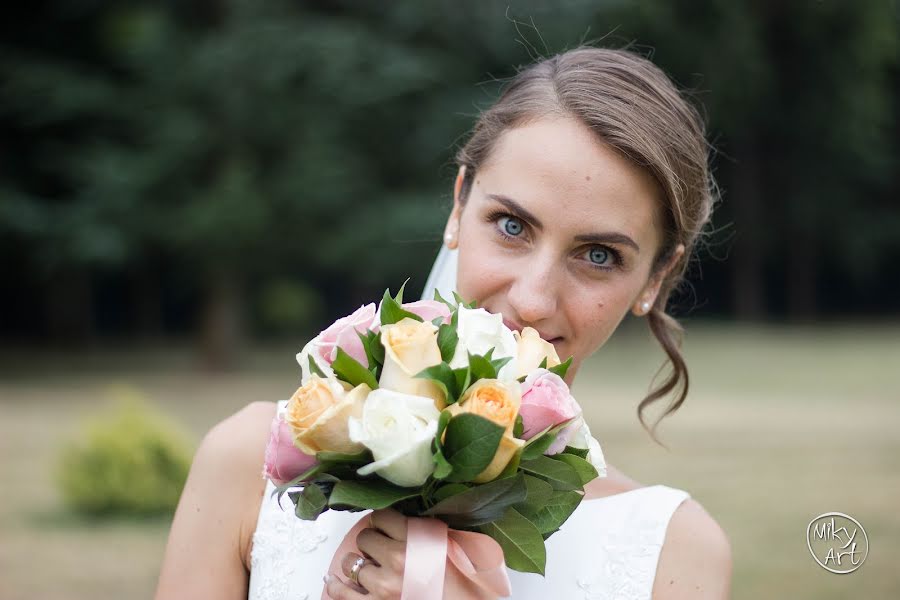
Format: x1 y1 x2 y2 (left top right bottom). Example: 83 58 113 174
514 326 561 378
284 375 370 455
378 317 446 409
446 378 525 483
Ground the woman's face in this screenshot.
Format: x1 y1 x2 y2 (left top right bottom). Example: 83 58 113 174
446 116 684 383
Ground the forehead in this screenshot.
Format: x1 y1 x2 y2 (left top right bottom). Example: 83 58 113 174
473 116 663 249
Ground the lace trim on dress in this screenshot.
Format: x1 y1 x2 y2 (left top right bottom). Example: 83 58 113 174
250 481 329 600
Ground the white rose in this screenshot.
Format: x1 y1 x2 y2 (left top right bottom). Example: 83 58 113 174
348 389 440 487
567 417 608 477
449 306 519 381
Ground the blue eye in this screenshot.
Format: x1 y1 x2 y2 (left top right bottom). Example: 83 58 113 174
588 247 611 265
499 216 524 237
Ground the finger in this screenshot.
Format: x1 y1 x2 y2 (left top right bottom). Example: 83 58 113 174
324 573 368 600
340 552 375 594
369 508 408 541
356 527 405 569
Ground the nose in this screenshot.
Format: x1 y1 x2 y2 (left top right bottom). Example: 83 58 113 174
506 254 560 324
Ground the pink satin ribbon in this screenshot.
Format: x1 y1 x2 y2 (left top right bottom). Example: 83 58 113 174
321 512 512 599
583 476 605 500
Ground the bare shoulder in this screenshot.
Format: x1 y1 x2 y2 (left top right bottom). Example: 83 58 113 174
652 496 733 599
204 400 277 466
199 401 277 560
154 401 277 600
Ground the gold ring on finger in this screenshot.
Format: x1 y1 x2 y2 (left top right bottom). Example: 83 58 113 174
348 555 369 587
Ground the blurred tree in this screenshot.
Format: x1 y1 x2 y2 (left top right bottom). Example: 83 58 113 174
1 0 898 356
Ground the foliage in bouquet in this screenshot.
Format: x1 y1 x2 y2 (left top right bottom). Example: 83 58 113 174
265 281 607 575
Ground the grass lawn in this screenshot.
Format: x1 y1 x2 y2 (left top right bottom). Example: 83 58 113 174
1 320 898 599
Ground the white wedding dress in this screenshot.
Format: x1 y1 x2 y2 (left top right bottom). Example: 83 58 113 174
249 458 689 600
248 246 691 600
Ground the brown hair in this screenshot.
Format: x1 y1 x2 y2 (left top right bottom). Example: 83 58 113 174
453 46 718 444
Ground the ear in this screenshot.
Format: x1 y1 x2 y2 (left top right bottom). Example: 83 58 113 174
632 243 685 316
453 164 467 209
444 165 466 245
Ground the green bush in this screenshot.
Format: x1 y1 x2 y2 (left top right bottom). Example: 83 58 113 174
56 390 195 517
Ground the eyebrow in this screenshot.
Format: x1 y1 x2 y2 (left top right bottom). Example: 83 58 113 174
486 193 642 252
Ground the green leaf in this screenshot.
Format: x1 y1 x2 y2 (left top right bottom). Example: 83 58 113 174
515 489 583 535
521 474 555 505
520 430 556 461
307 355 326 379
548 356 573 380
490 355 513 376
272 462 323 505
433 448 453 479
329 480 420 510
431 482 469 503
519 455 582 491
355 329 383 372
435 409 452 448
479 507 547 575
380 282 423 325
290 483 328 520
442 413 504 482
562 445 589 459
437 324 459 364
513 414 524 438
519 416 576 461
433 289 458 312
538 356 548 369
452 366 471 402
331 347 378 389
371 332 385 365
423 473 527 525
316 449 372 466
551 453 599 486
468 352 497 382
395 278 410 303
414 362 456 405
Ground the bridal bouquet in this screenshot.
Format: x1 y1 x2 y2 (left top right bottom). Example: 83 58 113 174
263 281 606 586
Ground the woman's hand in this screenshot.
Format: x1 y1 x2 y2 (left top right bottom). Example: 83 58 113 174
324 509 497 600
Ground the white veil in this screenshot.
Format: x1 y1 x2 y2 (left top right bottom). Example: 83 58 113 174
419 244 458 302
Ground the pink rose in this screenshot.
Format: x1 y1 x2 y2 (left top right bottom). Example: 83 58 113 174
263 415 317 485
315 303 379 367
401 300 452 325
519 369 583 455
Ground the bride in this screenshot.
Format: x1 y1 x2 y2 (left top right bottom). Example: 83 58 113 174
155 46 732 599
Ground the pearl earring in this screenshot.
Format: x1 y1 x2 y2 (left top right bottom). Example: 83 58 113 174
641 301 651 313
444 231 457 249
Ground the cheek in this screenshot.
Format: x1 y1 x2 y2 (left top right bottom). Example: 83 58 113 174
567 284 637 355
455 236 511 304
